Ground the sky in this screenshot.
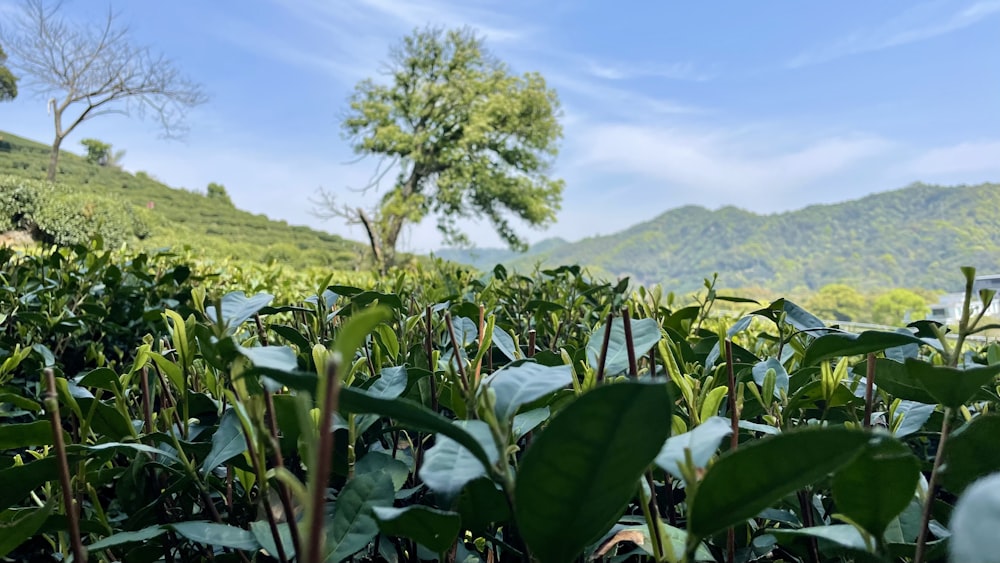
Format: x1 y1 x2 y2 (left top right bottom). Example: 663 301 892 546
1 0 998 254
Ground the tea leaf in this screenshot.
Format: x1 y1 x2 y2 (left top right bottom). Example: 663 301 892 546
372 505 461 553
324 469 395 562
689 427 869 539
905 359 1000 409
200 408 247 475
586 318 661 375
942 416 1000 494
803 331 925 366
481 362 573 423
833 435 920 539
419 420 499 495
515 382 672 563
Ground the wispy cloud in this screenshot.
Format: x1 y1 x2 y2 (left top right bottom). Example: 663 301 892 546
581 59 712 82
567 123 892 207
789 0 1000 67
900 140 1000 177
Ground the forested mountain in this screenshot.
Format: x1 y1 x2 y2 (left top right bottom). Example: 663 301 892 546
441 183 1000 293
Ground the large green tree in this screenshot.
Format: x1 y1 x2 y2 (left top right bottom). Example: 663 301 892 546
315 26 564 271
0 0 206 181
0 44 17 101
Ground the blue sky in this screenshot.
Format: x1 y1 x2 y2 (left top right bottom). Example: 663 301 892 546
1 0 998 253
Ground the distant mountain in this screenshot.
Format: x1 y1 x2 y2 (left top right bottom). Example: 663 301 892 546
445 183 1000 293
433 237 569 270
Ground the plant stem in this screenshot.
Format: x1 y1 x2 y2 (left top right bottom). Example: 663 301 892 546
264 390 303 557
596 312 613 383
622 308 638 376
425 305 438 412
724 340 738 563
914 406 952 563
527 329 536 358
304 359 341 563
863 353 875 429
444 312 470 394
44 368 87 563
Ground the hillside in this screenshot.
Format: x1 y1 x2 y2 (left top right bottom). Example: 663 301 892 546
0 131 366 268
446 183 1000 293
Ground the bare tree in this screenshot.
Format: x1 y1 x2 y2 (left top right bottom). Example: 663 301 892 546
0 0 207 181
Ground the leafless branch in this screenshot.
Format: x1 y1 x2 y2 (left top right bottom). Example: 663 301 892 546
0 0 207 179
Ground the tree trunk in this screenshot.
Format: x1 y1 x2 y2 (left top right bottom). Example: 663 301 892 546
47 134 63 182
356 208 386 275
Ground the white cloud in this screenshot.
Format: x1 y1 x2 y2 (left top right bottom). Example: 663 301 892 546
901 140 1000 176
582 59 711 82
789 0 1000 67
567 123 893 208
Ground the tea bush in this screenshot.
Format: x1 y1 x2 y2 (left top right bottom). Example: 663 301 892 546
0 174 149 246
1 244 999 562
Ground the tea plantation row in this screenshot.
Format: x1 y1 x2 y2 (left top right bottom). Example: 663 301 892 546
1 242 998 562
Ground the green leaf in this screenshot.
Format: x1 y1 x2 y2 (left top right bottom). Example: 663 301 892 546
868 358 937 404
942 416 1000 494
515 382 673 563
207 291 274 335
0 393 40 413
599 523 713 561
76 398 134 440
325 469 395 562
654 416 732 481
169 521 261 551
904 358 1000 409
481 362 573 423
456 477 511 535
0 458 63 511
893 400 936 438
67 442 180 464
751 358 788 398
87 525 167 551
512 407 550 440
0 500 55 557
949 472 1000 563
0 420 65 450
803 331 926 366
356 366 409 434
356 451 410 491
76 367 122 394
372 505 461 553
688 427 870 539
200 408 247 475
270 324 312 351
492 326 519 361
333 305 393 364
833 435 920 539
418 420 499 495
236 345 298 371
251 369 495 470
770 524 870 553
587 318 662 375
251 520 295 561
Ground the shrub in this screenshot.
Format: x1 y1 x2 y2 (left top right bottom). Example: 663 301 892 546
0 174 50 231
0 174 149 246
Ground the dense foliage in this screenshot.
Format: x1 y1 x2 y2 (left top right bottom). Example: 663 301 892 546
0 130 367 269
439 182 1000 294
2 243 999 562
316 26 564 271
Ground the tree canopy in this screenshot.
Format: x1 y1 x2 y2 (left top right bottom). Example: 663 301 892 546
0 0 206 180
0 44 17 102
315 26 564 271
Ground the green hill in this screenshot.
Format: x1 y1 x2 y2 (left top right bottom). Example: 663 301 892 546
0 130 365 268
447 182 1000 293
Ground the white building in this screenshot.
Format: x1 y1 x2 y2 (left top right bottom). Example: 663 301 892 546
927 273 1000 325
